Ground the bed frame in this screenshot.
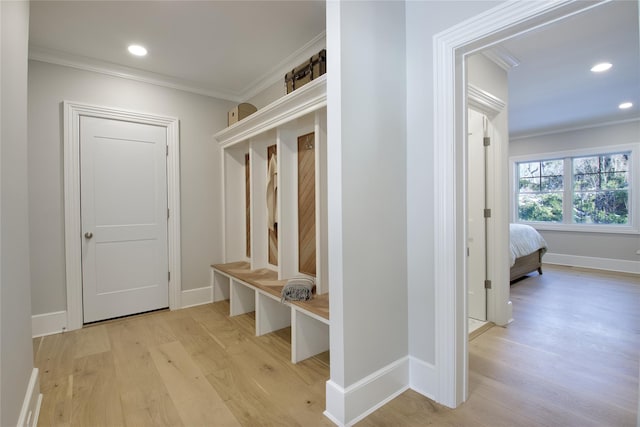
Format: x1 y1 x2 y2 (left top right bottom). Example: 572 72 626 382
510 249 544 282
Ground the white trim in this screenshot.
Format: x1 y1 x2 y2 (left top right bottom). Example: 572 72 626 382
180 286 214 309
17 368 42 427
467 84 506 118
544 253 640 275
520 222 639 235
433 0 599 409
409 357 437 401
32 311 67 338
510 117 640 141
509 143 639 164
30 46 241 102
481 45 520 71
166 117 183 310
324 357 410 427
325 0 347 406
63 101 181 331
215 75 327 148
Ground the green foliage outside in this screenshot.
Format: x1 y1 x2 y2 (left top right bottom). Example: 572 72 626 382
518 193 563 222
573 191 628 224
517 153 629 225
572 153 628 224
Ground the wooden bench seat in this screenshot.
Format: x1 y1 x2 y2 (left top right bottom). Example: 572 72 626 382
211 262 330 363
213 262 285 300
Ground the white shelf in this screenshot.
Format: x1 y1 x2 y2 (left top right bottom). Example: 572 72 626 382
214 75 327 148
216 75 329 295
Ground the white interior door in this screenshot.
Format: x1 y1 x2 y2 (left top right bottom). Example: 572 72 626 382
467 109 487 321
81 116 169 323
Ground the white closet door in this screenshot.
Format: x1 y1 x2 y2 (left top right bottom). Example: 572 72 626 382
81 116 168 323
467 109 487 321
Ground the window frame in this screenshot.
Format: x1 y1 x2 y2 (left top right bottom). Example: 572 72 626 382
509 143 639 234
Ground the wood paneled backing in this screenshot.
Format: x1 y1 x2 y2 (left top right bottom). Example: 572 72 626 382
267 145 278 266
245 153 250 258
298 132 316 276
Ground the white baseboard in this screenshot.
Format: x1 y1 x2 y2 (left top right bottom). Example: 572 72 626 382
181 286 213 309
544 253 640 275
324 357 409 426
17 368 42 427
409 357 437 401
32 287 216 337
32 311 67 338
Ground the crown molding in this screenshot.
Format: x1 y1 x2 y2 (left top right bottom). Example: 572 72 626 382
215 74 326 148
510 116 640 141
482 45 520 71
467 84 506 118
29 45 243 102
239 31 326 102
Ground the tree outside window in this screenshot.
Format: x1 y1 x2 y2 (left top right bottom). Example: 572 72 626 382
573 153 629 224
516 151 630 226
517 159 563 222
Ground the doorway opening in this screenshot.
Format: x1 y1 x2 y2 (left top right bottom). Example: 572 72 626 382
433 0 607 408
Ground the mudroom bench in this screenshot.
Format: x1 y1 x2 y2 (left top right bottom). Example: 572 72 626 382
211 262 329 363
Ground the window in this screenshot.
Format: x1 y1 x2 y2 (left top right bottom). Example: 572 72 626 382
573 153 629 224
518 159 564 222
512 145 638 233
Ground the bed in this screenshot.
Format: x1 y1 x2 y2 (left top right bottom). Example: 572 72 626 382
510 224 548 281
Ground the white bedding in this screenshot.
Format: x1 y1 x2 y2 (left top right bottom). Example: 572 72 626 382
510 224 547 267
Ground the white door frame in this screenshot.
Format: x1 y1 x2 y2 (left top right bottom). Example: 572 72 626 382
63 101 181 331
467 84 508 326
432 0 605 408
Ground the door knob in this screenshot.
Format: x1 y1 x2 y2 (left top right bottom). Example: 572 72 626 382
84 232 93 239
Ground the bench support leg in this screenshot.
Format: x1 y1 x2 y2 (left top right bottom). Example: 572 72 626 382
230 279 255 316
292 310 329 363
256 293 291 336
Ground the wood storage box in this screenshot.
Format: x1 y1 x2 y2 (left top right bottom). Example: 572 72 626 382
228 103 257 126
285 49 326 94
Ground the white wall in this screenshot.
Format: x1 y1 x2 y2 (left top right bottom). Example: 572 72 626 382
325 1 408 424
510 120 639 155
510 121 640 263
1 1 36 425
468 53 508 102
245 80 285 110
28 60 236 316
339 0 408 384
406 0 501 368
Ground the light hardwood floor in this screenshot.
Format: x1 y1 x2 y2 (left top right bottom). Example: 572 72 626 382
359 264 640 426
35 264 639 426
34 302 332 427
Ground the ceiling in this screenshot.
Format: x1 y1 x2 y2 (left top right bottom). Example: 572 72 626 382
29 1 639 137
29 1 326 101
495 0 639 138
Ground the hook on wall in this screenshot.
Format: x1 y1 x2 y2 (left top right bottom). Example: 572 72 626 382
301 134 314 150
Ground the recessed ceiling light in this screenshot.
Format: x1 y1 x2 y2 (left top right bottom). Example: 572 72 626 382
128 44 147 57
590 62 612 73
619 102 633 109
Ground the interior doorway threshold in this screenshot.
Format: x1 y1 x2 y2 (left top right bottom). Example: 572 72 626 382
469 317 493 341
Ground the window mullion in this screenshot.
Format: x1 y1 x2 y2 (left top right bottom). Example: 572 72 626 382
564 157 572 224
